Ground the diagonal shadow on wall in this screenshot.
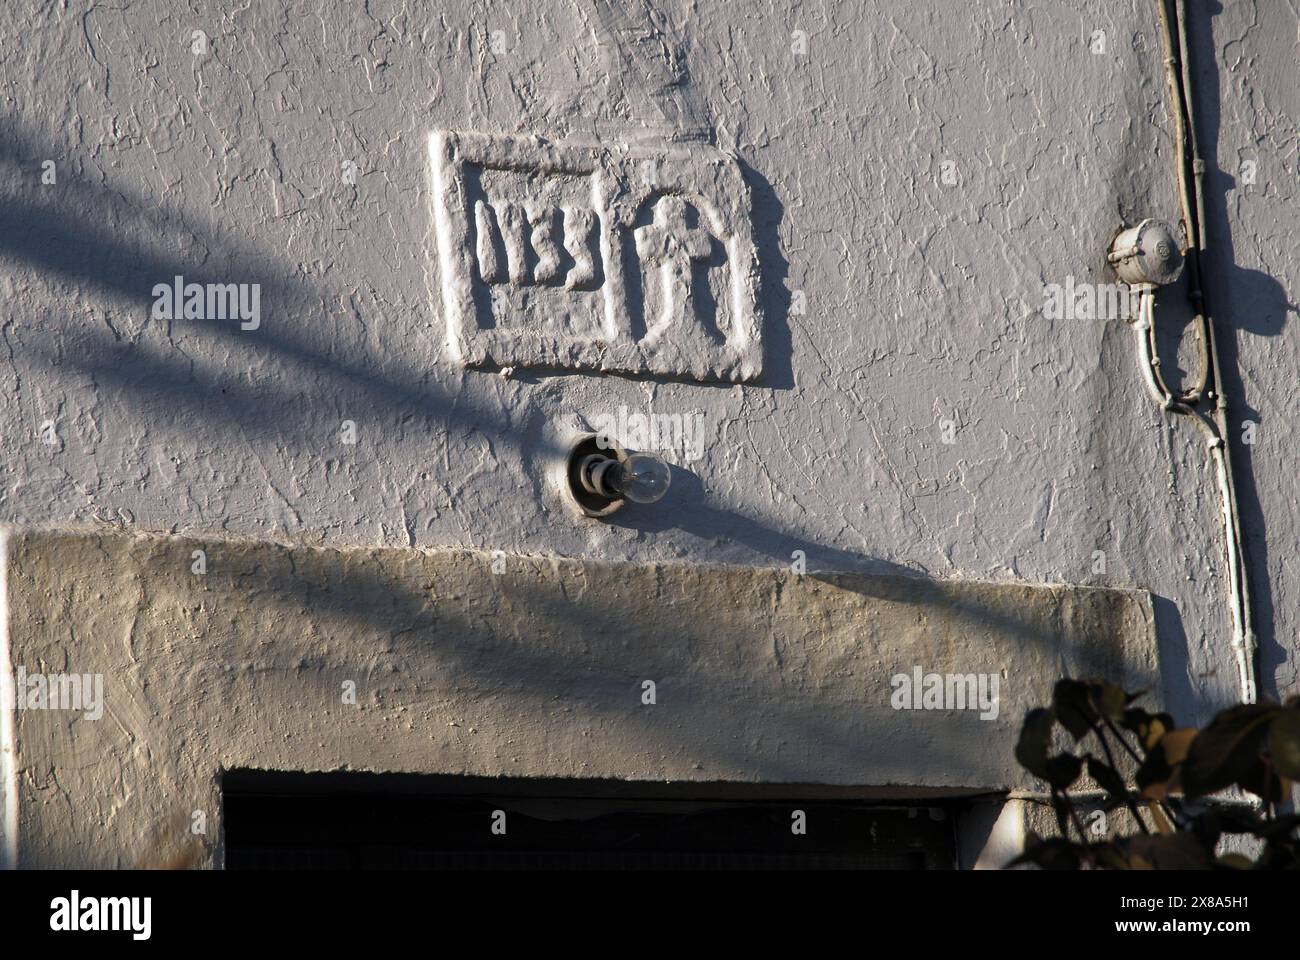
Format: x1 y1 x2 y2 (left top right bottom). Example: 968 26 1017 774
0 117 551 458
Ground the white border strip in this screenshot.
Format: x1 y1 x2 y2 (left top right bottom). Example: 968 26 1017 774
0 529 18 868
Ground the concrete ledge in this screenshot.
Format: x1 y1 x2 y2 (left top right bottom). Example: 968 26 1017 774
0 528 1158 867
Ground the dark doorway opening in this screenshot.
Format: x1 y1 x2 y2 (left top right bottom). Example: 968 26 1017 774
222 770 959 870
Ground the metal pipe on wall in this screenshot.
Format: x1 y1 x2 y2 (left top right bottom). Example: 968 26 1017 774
1134 0 1259 704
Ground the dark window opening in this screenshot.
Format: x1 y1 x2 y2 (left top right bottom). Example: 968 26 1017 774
222 770 959 870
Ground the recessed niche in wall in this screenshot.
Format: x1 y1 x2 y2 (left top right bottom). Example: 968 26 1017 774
222 770 958 870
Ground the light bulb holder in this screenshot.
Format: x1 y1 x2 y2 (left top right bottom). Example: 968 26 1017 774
563 434 671 517
563 434 630 518
579 453 626 500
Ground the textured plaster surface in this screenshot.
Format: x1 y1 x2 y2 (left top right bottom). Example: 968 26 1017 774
0 1 1295 733
2 530 1155 868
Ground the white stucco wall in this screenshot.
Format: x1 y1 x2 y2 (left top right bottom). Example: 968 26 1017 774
0 0 1295 730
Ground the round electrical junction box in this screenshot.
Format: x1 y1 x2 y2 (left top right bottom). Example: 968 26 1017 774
1108 218 1184 287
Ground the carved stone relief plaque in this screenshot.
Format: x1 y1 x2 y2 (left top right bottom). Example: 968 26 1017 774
429 131 762 382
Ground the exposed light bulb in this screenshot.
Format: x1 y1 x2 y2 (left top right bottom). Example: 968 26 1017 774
570 442 673 515
611 453 672 504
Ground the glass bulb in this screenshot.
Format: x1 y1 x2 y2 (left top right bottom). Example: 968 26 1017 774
614 453 671 504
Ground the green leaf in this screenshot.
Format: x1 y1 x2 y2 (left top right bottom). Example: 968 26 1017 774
1015 708 1055 779
1136 742 1174 796
1053 678 1127 741
1122 707 1175 751
1137 727 1198 800
1267 707 1300 779
1182 704 1279 800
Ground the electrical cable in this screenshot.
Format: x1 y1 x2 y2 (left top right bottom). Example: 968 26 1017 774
1134 0 1259 703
